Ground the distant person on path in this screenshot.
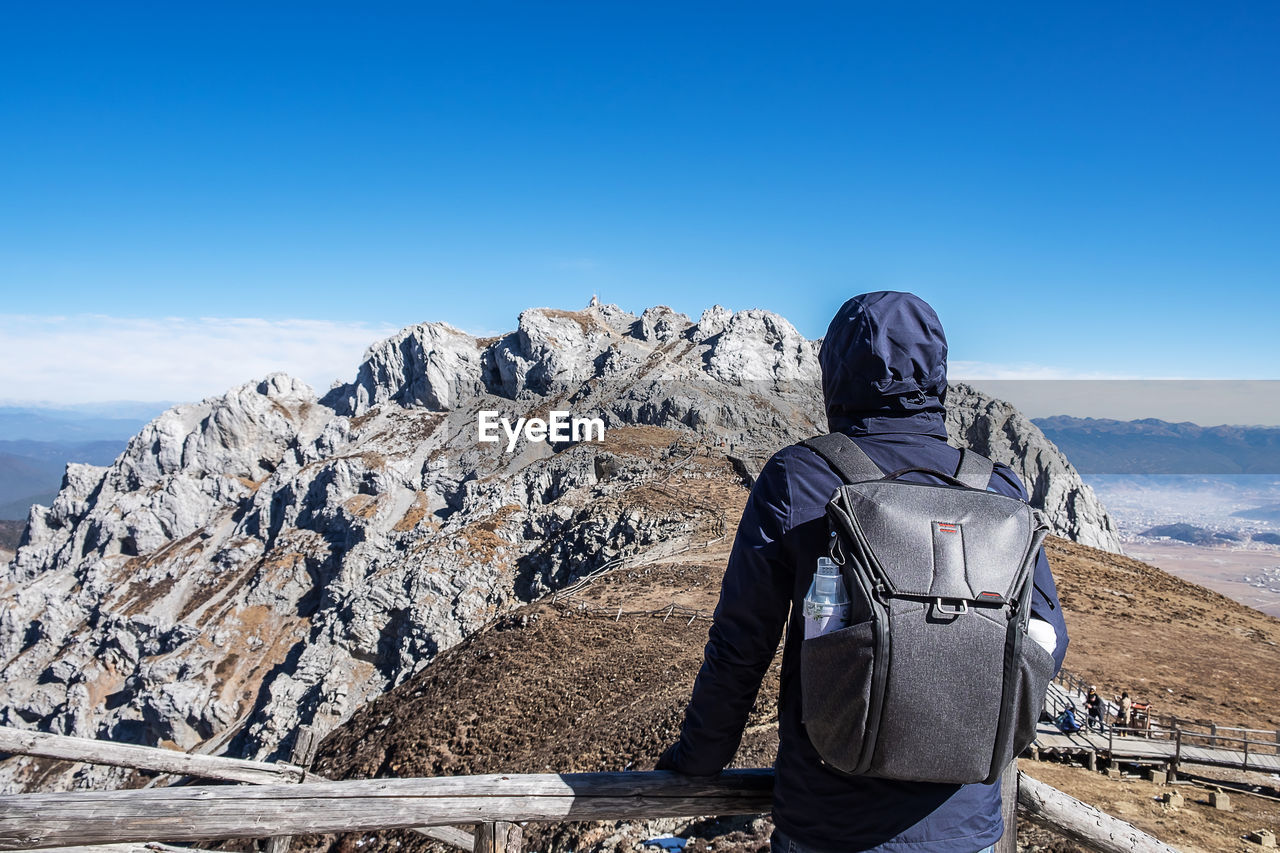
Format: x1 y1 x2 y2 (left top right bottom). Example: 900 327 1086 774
656 292 1069 853
1085 686 1103 731
1055 704 1083 734
1118 691 1133 733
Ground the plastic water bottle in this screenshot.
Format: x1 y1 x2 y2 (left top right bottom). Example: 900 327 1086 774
803 557 851 639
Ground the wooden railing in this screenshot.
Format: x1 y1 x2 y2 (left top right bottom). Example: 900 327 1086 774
1163 722 1280 755
1053 667 1280 751
1103 726 1280 775
0 724 1182 853
0 724 472 851
0 725 307 786
0 770 774 847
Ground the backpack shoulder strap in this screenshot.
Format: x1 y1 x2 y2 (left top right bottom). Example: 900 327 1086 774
955 447 995 490
799 432 883 484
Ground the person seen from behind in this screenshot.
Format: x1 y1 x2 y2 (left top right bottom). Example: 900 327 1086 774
657 292 1069 853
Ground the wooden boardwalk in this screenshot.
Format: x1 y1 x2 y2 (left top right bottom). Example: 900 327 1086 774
1035 677 1280 775
1033 725 1280 774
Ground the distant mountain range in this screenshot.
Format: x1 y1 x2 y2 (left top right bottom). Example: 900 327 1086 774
1234 502 1280 522
0 520 22 552
1139 523 1242 545
0 404 164 442
1138 522 1280 546
1033 416 1280 474
0 405 163 520
0 440 127 519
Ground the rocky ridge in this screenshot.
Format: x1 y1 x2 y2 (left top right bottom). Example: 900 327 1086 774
0 302 1119 794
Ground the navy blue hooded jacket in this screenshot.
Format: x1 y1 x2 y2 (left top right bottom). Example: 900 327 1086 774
661 292 1068 853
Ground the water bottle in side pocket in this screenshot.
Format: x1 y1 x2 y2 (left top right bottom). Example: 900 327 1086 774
803 557 851 639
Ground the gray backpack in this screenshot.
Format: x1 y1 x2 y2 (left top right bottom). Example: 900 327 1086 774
798 432 1054 785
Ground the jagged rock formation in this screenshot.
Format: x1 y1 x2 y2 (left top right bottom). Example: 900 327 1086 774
0 302 1119 794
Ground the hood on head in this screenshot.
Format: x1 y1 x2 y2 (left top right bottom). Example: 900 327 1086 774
819 291 949 436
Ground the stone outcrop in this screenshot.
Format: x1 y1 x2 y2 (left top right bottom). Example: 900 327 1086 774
0 302 1119 794
328 323 481 415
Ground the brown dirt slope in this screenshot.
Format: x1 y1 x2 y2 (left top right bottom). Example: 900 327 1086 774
295 479 1280 853
294 580 780 851
1048 537 1280 729
1020 760 1280 853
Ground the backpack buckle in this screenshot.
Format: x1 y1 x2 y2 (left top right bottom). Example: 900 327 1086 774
932 598 969 617
828 530 846 566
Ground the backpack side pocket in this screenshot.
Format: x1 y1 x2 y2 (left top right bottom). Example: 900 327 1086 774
999 633 1056 774
801 619 877 773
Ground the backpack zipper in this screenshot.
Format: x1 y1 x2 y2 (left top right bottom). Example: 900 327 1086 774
845 507 891 776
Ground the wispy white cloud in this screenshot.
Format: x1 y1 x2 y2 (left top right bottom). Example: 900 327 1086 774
949 360 1153 380
0 315 401 404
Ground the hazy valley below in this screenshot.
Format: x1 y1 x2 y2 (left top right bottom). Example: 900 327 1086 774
1085 474 1280 617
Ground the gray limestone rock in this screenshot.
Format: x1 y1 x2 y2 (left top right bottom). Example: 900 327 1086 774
330 322 481 415
703 309 818 384
634 306 691 343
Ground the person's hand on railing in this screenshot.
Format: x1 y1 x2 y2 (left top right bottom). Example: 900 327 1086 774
652 744 720 779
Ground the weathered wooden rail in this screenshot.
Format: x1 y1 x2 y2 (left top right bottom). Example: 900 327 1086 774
0 727 305 786
0 725 472 851
20 844 224 853
0 768 1182 853
1018 773 1179 853
0 682 1187 853
0 770 769 844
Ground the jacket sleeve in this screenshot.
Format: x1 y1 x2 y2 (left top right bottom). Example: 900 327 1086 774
660 452 795 776
993 463 1070 672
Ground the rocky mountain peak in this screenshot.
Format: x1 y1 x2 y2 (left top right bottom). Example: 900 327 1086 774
328 322 480 416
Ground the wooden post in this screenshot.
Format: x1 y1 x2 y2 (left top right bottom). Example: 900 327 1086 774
1209 723 1217 748
995 763 1017 853
1170 729 1181 780
474 821 522 853
293 727 321 780
425 827 480 850
266 726 321 853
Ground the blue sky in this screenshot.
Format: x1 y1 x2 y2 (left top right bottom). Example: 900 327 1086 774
2 2 1279 404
